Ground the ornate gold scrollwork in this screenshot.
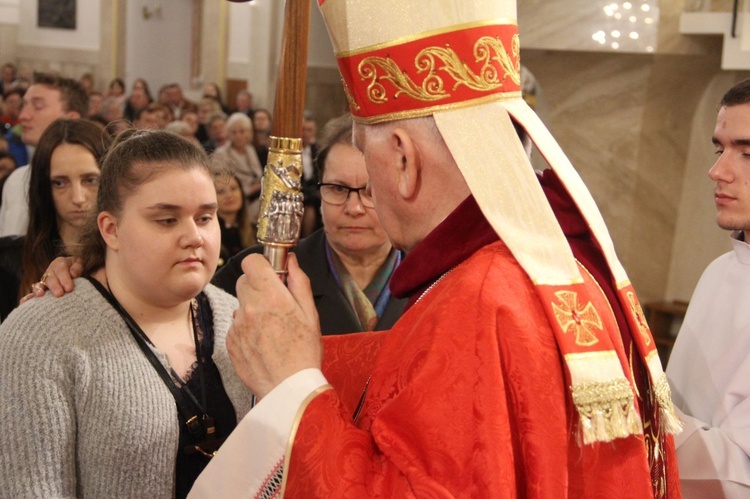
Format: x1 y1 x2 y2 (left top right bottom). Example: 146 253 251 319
359 56 448 103
356 34 521 105
475 35 521 87
341 79 361 111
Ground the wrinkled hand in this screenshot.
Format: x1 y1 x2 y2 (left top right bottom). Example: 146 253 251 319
227 253 322 400
20 256 82 304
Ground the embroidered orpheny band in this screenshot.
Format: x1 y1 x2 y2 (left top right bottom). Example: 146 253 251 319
335 21 521 124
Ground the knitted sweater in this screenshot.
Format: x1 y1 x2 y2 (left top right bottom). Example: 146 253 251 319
0 279 252 498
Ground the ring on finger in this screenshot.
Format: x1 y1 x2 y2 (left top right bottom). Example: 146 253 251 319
40 273 50 286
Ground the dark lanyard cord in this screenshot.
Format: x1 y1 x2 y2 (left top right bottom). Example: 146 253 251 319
86 276 208 437
172 301 209 418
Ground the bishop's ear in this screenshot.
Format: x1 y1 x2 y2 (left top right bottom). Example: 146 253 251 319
97 211 120 251
391 127 421 199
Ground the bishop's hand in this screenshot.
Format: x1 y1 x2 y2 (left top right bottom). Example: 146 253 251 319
227 253 322 400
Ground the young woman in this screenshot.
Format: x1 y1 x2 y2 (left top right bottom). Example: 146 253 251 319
107 77 126 106
0 129 252 497
215 173 256 266
0 118 110 320
202 82 229 114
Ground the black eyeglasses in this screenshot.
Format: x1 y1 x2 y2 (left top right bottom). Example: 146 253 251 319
318 183 374 208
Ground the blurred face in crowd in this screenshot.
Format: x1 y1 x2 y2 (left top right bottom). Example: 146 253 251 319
87 93 103 118
50 143 101 237
208 119 227 144
235 92 252 112
228 122 252 150
321 142 390 260
137 110 161 130
79 75 93 93
129 88 150 111
109 80 125 97
710 102 750 241
3 92 22 118
19 84 79 146
215 175 244 219
198 101 219 124
132 79 148 92
181 111 199 134
102 101 124 123
167 86 183 106
203 83 219 100
158 86 170 104
302 119 317 146
1 65 15 84
252 110 271 134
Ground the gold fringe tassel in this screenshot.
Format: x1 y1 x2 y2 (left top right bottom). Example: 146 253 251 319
653 374 683 435
572 379 644 445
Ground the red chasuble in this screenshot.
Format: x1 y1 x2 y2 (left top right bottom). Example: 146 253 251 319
285 171 680 498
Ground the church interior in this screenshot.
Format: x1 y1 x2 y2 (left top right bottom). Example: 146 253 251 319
1 0 748 363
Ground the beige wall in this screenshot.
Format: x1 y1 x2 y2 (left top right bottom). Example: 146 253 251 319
519 0 742 305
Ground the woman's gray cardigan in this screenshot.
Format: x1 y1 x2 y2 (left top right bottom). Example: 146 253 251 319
0 279 252 498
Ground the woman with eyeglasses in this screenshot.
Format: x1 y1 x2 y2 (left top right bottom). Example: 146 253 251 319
213 113 406 334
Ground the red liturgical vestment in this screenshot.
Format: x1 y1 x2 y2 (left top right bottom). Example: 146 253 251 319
190 174 680 499
284 191 680 497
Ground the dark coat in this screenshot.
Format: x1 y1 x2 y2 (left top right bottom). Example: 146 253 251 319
211 229 406 335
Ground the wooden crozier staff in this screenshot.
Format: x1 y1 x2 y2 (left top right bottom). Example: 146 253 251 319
251 0 312 278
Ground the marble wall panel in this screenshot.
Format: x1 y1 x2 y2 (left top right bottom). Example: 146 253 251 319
522 48 723 302
522 51 648 263
629 53 722 301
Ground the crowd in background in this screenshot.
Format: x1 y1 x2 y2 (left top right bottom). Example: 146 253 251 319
0 64 322 228
0 64 324 319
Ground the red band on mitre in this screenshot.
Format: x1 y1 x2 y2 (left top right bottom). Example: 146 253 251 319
336 22 522 123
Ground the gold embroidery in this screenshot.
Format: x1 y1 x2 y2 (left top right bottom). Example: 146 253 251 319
357 35 521 105
552 291 602 346
626 291 652 346
341 79 361 112
474 35 521 87
360 56 447 103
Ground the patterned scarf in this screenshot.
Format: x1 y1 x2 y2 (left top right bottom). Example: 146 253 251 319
326 243 401 331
